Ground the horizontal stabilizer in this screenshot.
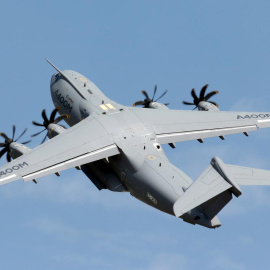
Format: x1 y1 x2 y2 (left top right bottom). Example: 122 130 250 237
174 156 270 226
174 157 242 218
227 164 270 185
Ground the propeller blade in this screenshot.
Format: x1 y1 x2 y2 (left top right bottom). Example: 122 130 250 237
133 100 146 106
182 101 195 105
209 101 218 107
204 91 219 101
50 107 59 123
141 90 150 100
0 147 8 159
135 85 169 107
12 125 16 141
155 90 168 102
152 85 157 101
42 109 49 125
41 133 47 144
15 128 27 142
6 153 11 163
31 129 46 137
32 121 44 127
54 115 69 124
191 89 199 105
0 133 9 141
0 143 6 147
199 84 209 100
21 140 31 145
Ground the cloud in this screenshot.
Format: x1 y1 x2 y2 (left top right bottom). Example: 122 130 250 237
218 185 270 220
51 254 91 267
208 250 245 270
0 171 142 210
146 253 188 270
236 235 255 246
34 220 189 270
229 97 267 112
26 217 82 241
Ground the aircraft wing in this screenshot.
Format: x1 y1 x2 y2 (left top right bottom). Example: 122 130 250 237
132 108 270 144
0 116 120 185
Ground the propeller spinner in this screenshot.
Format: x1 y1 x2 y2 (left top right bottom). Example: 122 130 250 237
182 84 219 110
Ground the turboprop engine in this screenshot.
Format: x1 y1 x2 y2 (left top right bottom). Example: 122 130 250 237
133 85 169 109
182 84 219 111
197 101 220 111
0 126 31 162
31 108 69 143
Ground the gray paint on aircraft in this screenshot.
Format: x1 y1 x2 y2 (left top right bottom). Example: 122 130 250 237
2 60 270 228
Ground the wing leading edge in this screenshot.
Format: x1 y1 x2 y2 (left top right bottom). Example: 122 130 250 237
0 116 120 185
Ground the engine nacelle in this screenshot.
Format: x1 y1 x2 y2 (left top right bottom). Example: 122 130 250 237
47 123 66 139
148 102 169 110
198 101 220 111
9 142 31 160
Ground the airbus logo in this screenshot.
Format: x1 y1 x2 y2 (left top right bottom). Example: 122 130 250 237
55 89 73 112
0 162 28 177
237 114 270 120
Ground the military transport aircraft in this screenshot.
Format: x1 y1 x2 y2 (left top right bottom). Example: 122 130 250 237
1 59 270 229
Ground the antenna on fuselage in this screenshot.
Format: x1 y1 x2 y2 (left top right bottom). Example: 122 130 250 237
45 58 88 100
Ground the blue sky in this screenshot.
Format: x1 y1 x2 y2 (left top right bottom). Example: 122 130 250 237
1 1 270 269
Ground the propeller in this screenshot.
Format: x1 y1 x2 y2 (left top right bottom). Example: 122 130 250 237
182 84 219 109
32 108 69 143
133 85 169 108
0 126 31 162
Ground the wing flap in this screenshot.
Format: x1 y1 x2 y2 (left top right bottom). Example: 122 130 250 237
156 125 257 144
22 144 119 182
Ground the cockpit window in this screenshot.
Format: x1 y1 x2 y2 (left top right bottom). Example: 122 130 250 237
54 73 60 83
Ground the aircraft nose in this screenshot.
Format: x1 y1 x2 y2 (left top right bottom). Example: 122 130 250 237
50 73 60 86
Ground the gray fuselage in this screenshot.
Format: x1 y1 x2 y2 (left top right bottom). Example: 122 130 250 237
49 70 207 225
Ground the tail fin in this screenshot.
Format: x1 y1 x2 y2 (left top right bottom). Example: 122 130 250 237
174 156 270 228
